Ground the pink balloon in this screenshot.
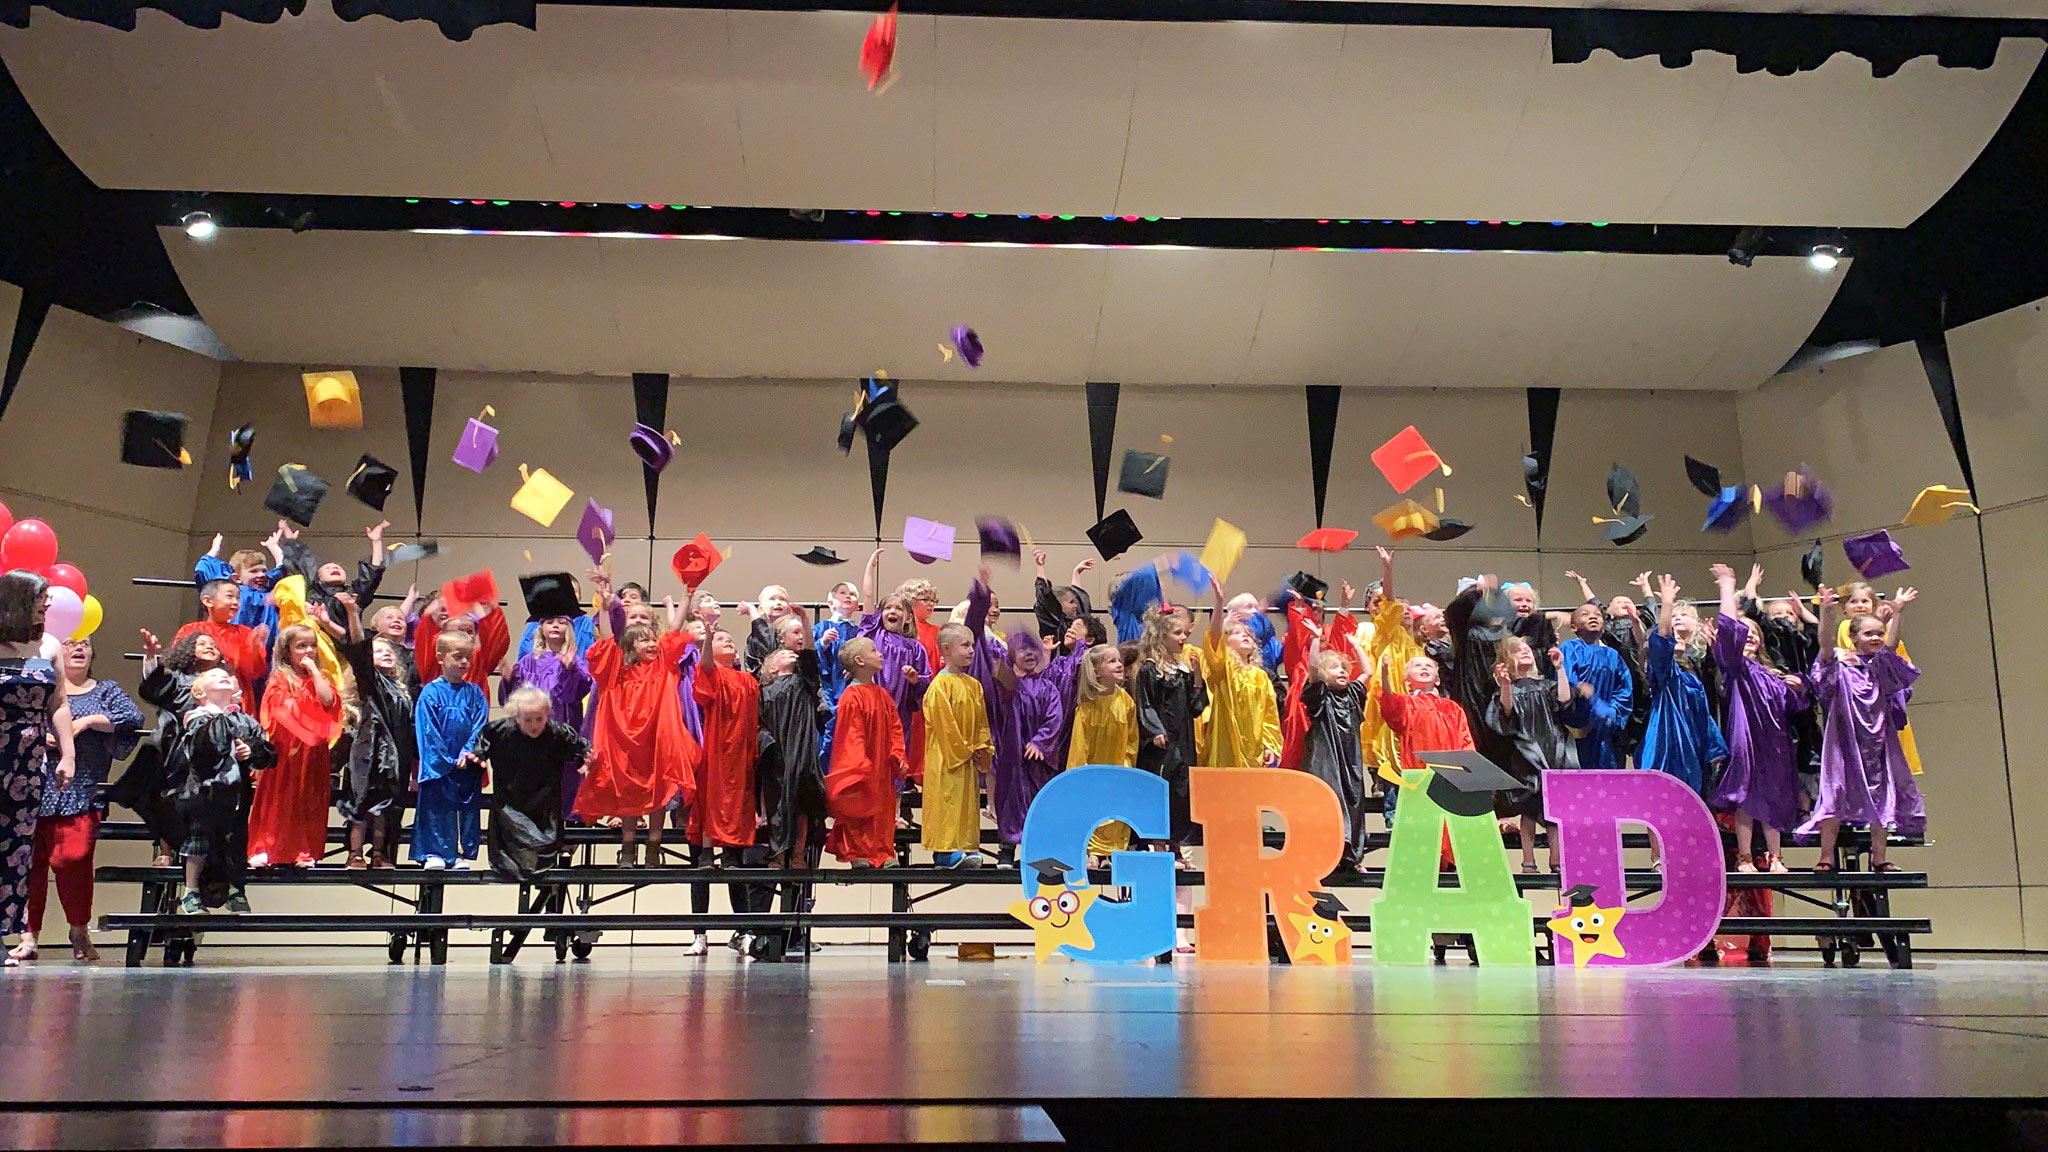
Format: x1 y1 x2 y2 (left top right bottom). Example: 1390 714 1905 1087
41 586 82 641
43 562 86 599
0 519 57 572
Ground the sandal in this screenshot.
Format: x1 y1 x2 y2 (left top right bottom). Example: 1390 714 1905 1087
1875 861 1901 874
69 927 98 963
1811 861 1837 873
151 853 174 868
346 853 369 870
7 940 36 963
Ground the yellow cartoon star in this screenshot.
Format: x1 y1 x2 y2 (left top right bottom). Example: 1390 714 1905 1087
1008 859 1097 962
1547 884 1627 968
1283 891 1354 964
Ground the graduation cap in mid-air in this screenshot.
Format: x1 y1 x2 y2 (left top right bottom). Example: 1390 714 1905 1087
519 572 584 621
510 465 574 527
346 454 398 512
977 516 1021 563
1594 463 1652 546
944 324 985 368
1371 425 1448 495
1117 449 1170 500
1027 857 1075 888
577 499 615 566
301 370 362 430
1901 484 1979 528
839 375 919 455
1297 527 1358 553
119 410 192 469
794 546 847 566
1166 550 1211 598
904 516 956 565
1519 452 1545 507
1415 748 1522 817
1284 570 1328 604
671 532 723 589
1843 529 1911 579
453 406 500 473
1800 539 1825 590
1086 510 1142 561
264 463 329 527
1701 487 1750 534
1762 466 1833 533
441 569 499 617
227 423 256 489
1683 455 1723 499
1200 518 1245 585
630 423 681 473
1423 518 1474 542
1374 498 1440 541
387 539 441 565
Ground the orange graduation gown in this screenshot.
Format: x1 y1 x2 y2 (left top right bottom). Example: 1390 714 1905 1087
825 682 907 866
577 632 699 820
690 660 761 848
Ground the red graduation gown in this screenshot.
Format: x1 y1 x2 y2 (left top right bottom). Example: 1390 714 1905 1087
825 682 907 866
690 660 761 848
577 633 699 820
174 618 269 708
248 670 344 867
1280 602 1357 772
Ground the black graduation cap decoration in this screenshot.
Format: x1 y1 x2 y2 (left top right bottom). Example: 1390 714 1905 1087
1423 518 1473 542
227 424 256 490
388 539 440 565
1116 449 1170 500
794 546 847 566
1285 570 1328 604
1560 883 1599 909
1416 748 1521 817
263 463 329 527
519 572 584 621
119 410 191 469
1306 891 1347 921
1086 509 1142 561
345 454 398 512
1027 857 1074 887
1800 539 1824 590
1594 463 1651 546
1684 455 1723 499
838 374 918 454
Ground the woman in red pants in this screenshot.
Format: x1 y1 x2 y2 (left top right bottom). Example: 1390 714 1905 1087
12 637 141 963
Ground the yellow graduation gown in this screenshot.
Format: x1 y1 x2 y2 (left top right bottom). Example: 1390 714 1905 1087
1364 598 1425 786
1835 620 1923 775
1068 690 1139 854
920 670 994 852
1200 634 1282 769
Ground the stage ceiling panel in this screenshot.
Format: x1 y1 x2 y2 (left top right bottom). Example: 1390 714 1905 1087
2 6 2036 225
160 227 1843 389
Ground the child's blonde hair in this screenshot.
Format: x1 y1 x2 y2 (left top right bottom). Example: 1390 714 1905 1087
435 631 477 660
1496 634 1533 674
1135 609 1185 670
1313 650 1350 684
1077 644 1123 702
229 549 267 573
271 624 321 674
878 593 918 637
1839 581 1877 607
893 578 938 606
506 685 552 715
935 622 973 650
839 635 877 674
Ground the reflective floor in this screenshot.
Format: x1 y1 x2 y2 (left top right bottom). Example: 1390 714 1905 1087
3 950 2045 1105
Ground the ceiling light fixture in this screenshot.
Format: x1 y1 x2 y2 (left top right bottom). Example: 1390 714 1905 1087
1808 243 1843 272
181 211 218 240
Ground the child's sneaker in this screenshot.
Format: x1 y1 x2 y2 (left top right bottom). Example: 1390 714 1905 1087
225 890 251 914
451 858 471 871
177 892 206 916
421 857 448 871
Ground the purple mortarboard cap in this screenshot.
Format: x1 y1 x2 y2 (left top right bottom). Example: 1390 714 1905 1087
1843 530 1910 579
1166 549 1211 598
630 423 676 472
903 516 956 565
576 499 615 565
1701 487 1749 534
976 515 1020 562
951 325 984 369
1763 467 1833 533
453 414 500 473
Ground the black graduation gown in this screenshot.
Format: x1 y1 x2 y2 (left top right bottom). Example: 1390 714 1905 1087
1482 677 1586 819
338 637 415 824
475 718 589 881
281 541 385 621
108 663 195 848
1301 680 1370 867
755 650 829 858
1136 660 1208 841
1034 577 1107 647
1509 612 1559 678
1600 615 1651 761
1446 586 1516 773
168 709 274 906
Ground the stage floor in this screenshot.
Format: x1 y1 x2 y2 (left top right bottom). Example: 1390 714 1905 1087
3 950 2047 1106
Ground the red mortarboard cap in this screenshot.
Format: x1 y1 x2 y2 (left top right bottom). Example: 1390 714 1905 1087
1297 527 1358 553
860 3 898 91
1370 425 1446 495
671 533 722 589
441 569 499 617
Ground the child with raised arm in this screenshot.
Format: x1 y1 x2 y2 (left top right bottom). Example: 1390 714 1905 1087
922 621 995 866
1482 635 1587 872
579 575 697 866
856 549 932 772
336 592 415 870
194 527 284 639
247 624 345 869
825 637 909 867
967 568 1069 867
1134 605 1209 853
1707 563 1810 872
814 580 863 760
1805 584 1924 871
1068 642 1140 866
1556 600 1633 772
1034 549 1106 648
412 631 489 870
277 519 389 621
1635 575 1727 797
1300 642 1370 872
176 579 272 707
1201 576 1280 771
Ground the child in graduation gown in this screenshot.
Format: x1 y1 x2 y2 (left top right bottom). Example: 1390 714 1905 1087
336 593 415 870
825 637 909 867
921 622 995 866
477 686 590 882
1362 548 1423 793
1279 584 1358 772
754 648 831 955
412 632 490 869
166 668 273 913
1633 575 1727 796
1557 603 1634 772
1835 582 1925 779
1135 606 1209 850
812 581 863 764
856 551 932 777
119 629 226 865
1707 564 1811 872
1034 549 1107 648
967 571 1068 866
689 628 764 954
579 580 698 867
1805 585 1925 872
414 602 512 693
1300 649 1371 872
501 614 593 817
1201 576 1281 771
1377 651 1476 871
1482 635 1587 873
1068 643 1140 865
176 579 271 708
248 624 345 869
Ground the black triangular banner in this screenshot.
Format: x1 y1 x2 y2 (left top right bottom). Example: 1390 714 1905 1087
1526 387 1561 538
0 288 51 425
1915 334 1978 500
398 366 436 529
632 372 669 534
1305 385 1341 529
869 442 891 543
1085 381 1119 522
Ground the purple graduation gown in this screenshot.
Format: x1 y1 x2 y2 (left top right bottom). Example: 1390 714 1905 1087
1708 612 1810 833
967 580 1067 845
1800 648 1924 836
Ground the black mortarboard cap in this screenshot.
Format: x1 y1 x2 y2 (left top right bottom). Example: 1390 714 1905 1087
1285 570 1328 603
1560 883 1599 908
794 546 847 566
388 539 440 565
519 572 584 621
1521 452 1545 495
345 453 398 512
1086 509 1142 561
263 464 329 527
1307 891 1346 921
1601 514 1653 547
1027 857 1073 887
1415 748 1521 817
1684 455 1723 499
227 423 256 490
1606 463 1643 518
836 412 859 455
1116 449 1169 500
1800 539 1824 590
861 395 919 452
1423 518 1473 542
119 410 190 469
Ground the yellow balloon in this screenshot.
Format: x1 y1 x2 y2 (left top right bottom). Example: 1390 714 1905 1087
71 594 102 641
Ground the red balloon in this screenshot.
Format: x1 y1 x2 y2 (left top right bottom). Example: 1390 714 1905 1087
0 499 12 539
0 519 58 573
44 562 86 598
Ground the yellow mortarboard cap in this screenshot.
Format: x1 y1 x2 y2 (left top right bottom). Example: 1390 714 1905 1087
1901 484 1979 528
301 370 363 430
1199 518 1246 586
1374 498 1440 541
510 464 574 527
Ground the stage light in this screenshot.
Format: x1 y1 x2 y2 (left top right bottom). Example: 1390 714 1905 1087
1808 243 1843 272
1727 225 1767 267
181 212 218 240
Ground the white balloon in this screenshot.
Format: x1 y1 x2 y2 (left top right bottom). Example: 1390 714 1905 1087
42 586 83 641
